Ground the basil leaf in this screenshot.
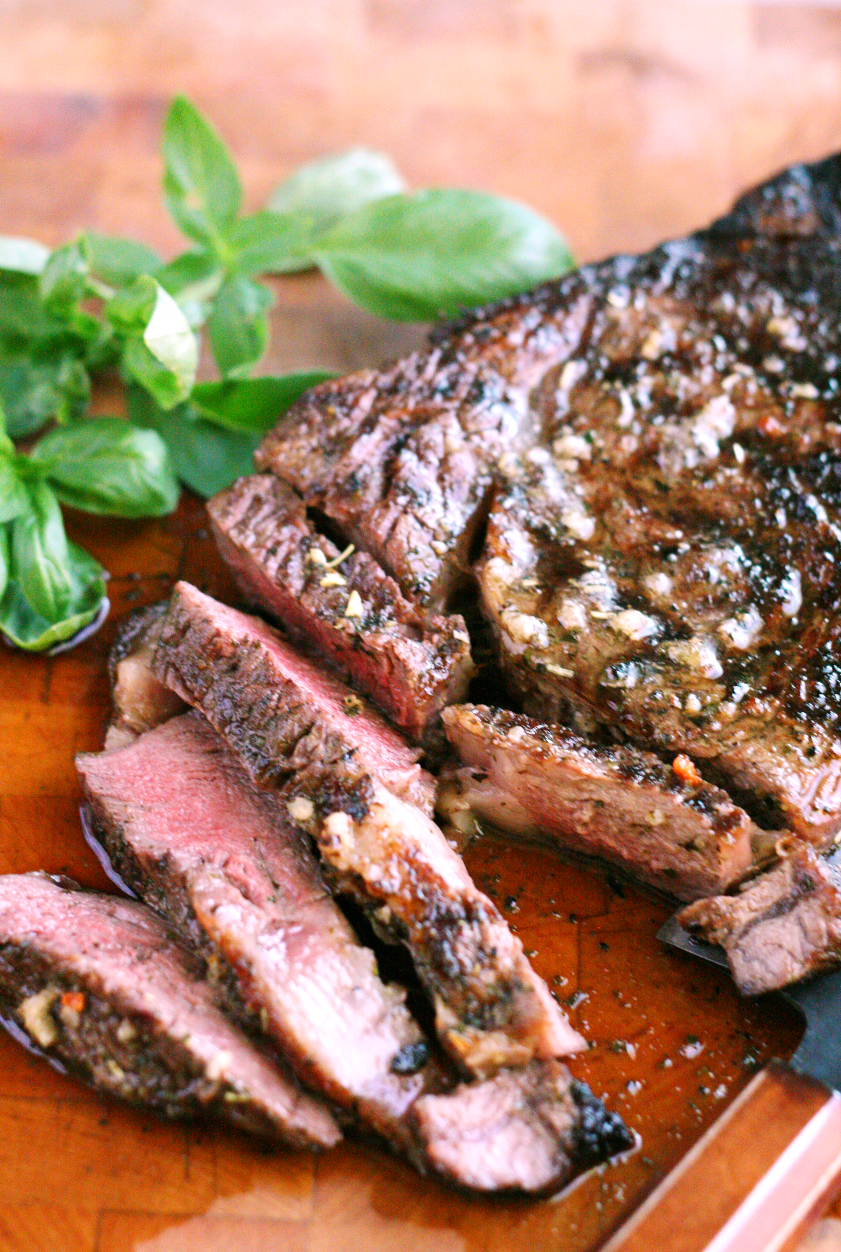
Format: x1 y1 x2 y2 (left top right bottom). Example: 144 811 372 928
207 276 272 377
162 96 242 249
225 212 315 276
0 459 27 523
11 478 77 621
192 371 334 433
117 277 198 408
0 525 8 601
30 417 179 517
268 149 406 235
0 348 90 438
0 272 68 341
39 240 90 316
0 541 107 652
80 233 161 287
129 386 258 498
0 236 50 276
314 189 574 321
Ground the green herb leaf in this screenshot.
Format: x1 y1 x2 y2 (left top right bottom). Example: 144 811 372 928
0 348 90 439
0 457 28 523
11 478 79 621
192 371 334 433
30 417 179 517
268 148 406 236
116 277 199 408
0 272 68 342
155 249 223 327
129 385 258 498
162 96 242 249
225 211 315 276
0 540 107 652
39 240 90 316
80 233 161 287
0 525 8 601
207 276 272 377
314 188 574 321
0 236 50 276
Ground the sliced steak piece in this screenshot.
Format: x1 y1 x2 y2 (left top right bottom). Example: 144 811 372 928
441 705 756 900
679 843 841 995
257 152 841 840
76 714 430 1150
412 1060 633 1193
106 602 185 748
0 873 339 1148
292 782 584 1078
148 584 582 1077
153 581 434 814
208 473 473 745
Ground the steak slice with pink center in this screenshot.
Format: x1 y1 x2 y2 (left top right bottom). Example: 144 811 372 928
149 584 583 1078
76 713 429 1150
0 872 339 1148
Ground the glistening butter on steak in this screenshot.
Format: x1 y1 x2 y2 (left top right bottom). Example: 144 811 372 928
256 153 841 843
0 873 340 1148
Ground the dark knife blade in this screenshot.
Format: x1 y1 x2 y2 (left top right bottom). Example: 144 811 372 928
657 913 841 1093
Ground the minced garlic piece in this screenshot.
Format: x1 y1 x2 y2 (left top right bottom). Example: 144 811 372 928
19 988 59 1048
344 590 363 618
307 547 328 566
287 796 315 823
320 571 347 588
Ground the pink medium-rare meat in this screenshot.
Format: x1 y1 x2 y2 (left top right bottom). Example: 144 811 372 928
77 714 629 1189
441 705 756 900
255 153 841 841
0 873 339 1148
146 585 583 1077
679 842 841 995
207 474 473 745
76 713 430 1150
152 581 434 814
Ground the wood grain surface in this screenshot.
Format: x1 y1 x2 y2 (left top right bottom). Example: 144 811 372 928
4 2 841 1248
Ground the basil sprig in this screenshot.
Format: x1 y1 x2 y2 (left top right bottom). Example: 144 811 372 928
0 94 574 651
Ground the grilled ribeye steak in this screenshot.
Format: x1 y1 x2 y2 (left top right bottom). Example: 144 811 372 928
78 713 630 1191
154 581 434 814
257 153 841 840
679 841 841 995
76 713 430 1150
208 473 473 745
150 583 583 1077
0 873 339 1147
440 705 756 900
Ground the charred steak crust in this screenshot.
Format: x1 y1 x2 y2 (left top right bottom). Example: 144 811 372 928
257 152 841 841
207 473 473 745
410 1060 633 1193
679 841 841 994
149 584 582 1077
440 704 755 900
0 873 339 1148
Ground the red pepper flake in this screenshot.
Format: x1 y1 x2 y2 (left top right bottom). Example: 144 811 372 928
61 991 85 1014
757 415 784 438
672 754 702 787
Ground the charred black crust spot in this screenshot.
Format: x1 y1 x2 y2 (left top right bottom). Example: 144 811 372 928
570 1079 634 1163
315 774 374 823
390 1040 430 1074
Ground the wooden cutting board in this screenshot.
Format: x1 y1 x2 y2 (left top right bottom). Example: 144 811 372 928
5 3 841 1242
